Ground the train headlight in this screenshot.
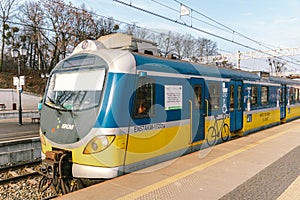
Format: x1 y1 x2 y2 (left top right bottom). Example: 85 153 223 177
83 135 116 154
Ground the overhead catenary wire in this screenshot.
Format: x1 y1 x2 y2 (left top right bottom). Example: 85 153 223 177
152 0 300 65
113 0 300 67
7 0 300 71
173 0 270 49
151 0 233 35
113 0 256 50
5 0 171 42
48 0 171 39
172 0 300 64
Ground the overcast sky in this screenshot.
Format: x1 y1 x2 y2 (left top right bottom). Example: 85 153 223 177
72 0 300 73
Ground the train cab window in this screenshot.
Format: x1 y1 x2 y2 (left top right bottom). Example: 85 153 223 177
238 85 242 110
230 85 234 112
261 86 269 106
194 85 202 109
209 82 220 110
251 86 258 106
133 78 155 118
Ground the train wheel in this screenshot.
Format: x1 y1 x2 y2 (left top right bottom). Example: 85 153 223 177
221 124 230 142
207 127 217 146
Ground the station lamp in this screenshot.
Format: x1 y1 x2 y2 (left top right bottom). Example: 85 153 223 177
11 45 27 125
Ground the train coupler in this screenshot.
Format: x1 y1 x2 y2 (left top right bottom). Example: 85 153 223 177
39 150 73 194
39 150 72 179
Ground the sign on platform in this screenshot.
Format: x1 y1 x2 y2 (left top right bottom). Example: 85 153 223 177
13 76 25 91
13 77 18 86
19 76 25 85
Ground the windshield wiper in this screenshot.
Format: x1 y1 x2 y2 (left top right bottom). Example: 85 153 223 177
47 96 62 115
47 96 77 118
56 91 72 106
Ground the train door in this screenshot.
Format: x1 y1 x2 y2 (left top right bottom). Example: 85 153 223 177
280 84 286 119
229 80 243 132
190 78 205 142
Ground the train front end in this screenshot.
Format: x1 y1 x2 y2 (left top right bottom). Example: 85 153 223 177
38 39 135 194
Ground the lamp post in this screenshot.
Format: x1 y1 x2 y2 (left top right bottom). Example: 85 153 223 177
11 45 27 125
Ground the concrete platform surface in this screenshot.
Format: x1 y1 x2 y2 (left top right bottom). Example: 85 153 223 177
57 120 300 200
0 117 39 142
0 117 41 166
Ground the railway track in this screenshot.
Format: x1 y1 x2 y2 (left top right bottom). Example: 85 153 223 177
0 170 40 185
0 160 57 199
0 160 41 185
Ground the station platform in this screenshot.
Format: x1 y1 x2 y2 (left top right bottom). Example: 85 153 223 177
57 120 300 200
0 116 39 142
0 116 40 166
0 109 39 120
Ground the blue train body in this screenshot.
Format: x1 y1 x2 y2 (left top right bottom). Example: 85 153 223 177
39 34 300 194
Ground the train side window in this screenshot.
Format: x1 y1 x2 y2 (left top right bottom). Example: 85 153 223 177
194 85 202 109
133 78 155 118
289 87 295 104
209 82 220 110
261 86 269 105
251 86 258 106
295 89 299 101
229 85 234 112
280 87 286 104
238 85 242 110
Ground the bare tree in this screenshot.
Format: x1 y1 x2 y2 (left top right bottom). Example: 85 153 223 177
69 3 96 45
155 32 218 60
41 0 74 69
172 33 185 59
1 0 219 73
182 34 195 59
123 23 150 39
20 1 46 70
94 17 117 38
155 31 174 57
193 37 218 62
0 0 19 71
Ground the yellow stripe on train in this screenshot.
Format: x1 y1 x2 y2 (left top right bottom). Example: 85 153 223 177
40 106 300 169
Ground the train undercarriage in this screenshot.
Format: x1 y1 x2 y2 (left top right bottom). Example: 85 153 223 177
38 150 83 195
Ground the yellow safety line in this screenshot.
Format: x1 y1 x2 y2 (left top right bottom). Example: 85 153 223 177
117 130 289 200
277 175 300 200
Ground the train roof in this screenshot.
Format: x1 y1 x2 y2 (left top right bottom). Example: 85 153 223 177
133 53 260 81
270 76 300 86
69 34 300 87
133 53 300 86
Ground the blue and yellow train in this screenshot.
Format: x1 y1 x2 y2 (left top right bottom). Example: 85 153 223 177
39 33 300 193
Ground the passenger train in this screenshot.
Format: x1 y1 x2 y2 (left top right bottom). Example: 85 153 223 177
38 33 300 193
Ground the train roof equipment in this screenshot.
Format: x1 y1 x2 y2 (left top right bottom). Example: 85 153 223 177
97 33 159 56
72 33 159 57
71 33 300 86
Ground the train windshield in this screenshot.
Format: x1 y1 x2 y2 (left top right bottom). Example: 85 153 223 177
45 68 106 111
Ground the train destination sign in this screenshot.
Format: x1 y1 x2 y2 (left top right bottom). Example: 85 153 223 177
165 85 182 110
